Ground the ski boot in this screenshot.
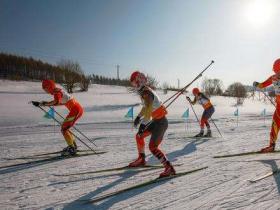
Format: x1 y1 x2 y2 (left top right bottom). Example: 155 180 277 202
195 130 204 137
61 145 77 156
260 143 275 153
128 153 146 167
204 130 212 137
159 162 176 178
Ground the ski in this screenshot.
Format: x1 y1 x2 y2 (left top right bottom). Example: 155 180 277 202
0 151 106 170
83 166 208 204
185 136 213 139
213 150 280 158
54 163 183 177
5 149 94 160
249 169 280 183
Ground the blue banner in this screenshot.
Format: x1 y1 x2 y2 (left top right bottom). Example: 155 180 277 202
44 107 55 119
261 108 266 116
234 108 239 116
125 106 134 119
182 108 190 119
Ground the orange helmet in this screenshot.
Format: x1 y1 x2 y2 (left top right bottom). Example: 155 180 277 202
192 88 200 95
42 80 56 93
273 58 280 73
130 71 147 88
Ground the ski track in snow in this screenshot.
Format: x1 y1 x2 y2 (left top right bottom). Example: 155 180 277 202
0 81 280 210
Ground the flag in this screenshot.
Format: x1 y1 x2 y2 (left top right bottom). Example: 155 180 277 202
44 107 55 119
261 108 266 116
234 108 239 116
125 106 134 119
182 108 190 119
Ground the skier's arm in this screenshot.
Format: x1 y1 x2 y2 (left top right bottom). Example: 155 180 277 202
41 92 62 106
186 96 196 105
140 90 154 120
138 107 145 117
41 100 59 106
31 100 56 107
135 90 153 124
256 76 273 89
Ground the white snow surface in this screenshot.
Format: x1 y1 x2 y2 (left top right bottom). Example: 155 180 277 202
0 80 280 210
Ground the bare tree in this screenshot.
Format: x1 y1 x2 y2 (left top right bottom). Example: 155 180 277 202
201 78 223 96
57 59 84 93
146 74 159 90
80 75 91 92
227 82 247 105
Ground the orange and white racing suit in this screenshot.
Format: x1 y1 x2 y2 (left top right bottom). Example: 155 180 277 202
257 74 280 146
193 93 215 130
53 88 84 147
135 86 170 167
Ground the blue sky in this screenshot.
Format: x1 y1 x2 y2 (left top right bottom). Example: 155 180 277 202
1 0 280 88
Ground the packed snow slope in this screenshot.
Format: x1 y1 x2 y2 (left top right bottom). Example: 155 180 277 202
0 80 279 210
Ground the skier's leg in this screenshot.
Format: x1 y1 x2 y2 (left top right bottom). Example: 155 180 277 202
129 131 150 167
135 131 150 154
204 107 215 136
149 117 175 177
261 109 280 152
61 106 83 148
196 117 205 137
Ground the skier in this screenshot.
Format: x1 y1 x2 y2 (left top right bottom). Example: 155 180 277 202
129 71 176 177
253 58 280 153
32 80 84 156
186 88 215 137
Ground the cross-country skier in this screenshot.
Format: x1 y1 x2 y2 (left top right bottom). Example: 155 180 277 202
253 58 280 153
32 80 84 156
129 71 176 177
186 88 215 137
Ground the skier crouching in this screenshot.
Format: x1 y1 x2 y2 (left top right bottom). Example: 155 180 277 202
253 58 280 153
129 71 176 177
186 88 215 137
32 80 84 156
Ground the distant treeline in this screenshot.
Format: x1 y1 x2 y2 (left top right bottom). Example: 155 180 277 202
0 52 131 92
90 74 130 86
0 52 82 82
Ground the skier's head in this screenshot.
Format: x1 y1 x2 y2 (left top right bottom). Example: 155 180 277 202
192 88 200 96
42 80 56 94
273 58 280 74
130 71 147 88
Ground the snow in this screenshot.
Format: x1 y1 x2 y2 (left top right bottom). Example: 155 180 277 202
0 80 280 210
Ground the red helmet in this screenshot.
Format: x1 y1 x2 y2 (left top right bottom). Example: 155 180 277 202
273 58 280 73
42 79 55 93
130 71 147 88
192 88 200 95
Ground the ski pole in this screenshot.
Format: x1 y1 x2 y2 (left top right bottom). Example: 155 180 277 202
37 106 97 154
210 118 223 138
141 61 215 134
163 60 214 108
51 108 97 147
187 100 200 126
260 90 276 107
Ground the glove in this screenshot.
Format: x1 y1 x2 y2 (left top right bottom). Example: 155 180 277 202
31 101 40 107
186 96 191 102
253 81 260 87
137 124 146 136
41 101 48 106
134 116 141 128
